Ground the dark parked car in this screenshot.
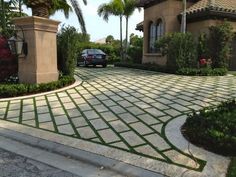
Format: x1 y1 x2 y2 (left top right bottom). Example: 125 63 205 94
77 49 107 67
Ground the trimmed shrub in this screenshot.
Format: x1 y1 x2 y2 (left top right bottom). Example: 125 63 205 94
156 32 197 72
176 67 228 76
208 22 235 68
127 34 143 64
114 62 172 73
57 26 78 76
182 99 236 156
0 36 18 82
115 62 227 76
0 76 75 98
197 33 210 60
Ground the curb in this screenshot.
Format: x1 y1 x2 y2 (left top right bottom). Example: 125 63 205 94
165 115 230 177
0 127 165 177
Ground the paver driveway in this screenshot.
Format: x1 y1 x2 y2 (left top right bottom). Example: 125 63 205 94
0 66 236 175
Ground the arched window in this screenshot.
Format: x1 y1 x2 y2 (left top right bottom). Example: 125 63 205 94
156 19 164 41
149 22 156 53
148 18 165 53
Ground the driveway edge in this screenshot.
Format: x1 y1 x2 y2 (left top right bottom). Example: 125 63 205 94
165 115 230 177
0 122 165 177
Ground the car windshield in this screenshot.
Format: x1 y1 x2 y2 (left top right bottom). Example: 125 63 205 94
87 49 105 55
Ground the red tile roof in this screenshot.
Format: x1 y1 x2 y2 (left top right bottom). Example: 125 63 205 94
186 0 236 14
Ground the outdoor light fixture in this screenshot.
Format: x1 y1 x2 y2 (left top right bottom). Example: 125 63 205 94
8 26 28 56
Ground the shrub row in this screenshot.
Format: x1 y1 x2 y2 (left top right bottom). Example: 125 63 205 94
0 76 75 98
114 62 171 73
176 67 228 76
182 99 236 156
115 62 228 76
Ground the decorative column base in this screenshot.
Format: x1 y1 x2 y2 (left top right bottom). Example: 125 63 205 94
13 16 60 84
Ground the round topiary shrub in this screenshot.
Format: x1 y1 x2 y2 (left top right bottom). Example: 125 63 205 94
182 100 236 156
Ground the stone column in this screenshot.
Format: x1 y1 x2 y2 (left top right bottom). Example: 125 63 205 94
13 16 60 84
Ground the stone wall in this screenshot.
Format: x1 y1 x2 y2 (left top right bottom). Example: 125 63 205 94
0 36 18 82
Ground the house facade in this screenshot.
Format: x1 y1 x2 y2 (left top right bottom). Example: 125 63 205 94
137 0 236 70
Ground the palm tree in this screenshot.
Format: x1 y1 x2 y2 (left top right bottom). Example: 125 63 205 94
98 0 124 60
22 0 87 33
123 0 140 59
9 0 23 16
181 0 186 33
1 0 22 35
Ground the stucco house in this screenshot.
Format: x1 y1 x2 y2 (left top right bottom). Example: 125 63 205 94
137 0 236 70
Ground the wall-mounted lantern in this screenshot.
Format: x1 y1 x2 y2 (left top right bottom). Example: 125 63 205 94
8 26 28 56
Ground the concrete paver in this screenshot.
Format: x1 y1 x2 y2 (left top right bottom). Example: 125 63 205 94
0 66 235 176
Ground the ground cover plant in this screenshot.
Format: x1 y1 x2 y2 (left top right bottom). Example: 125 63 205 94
0 75 75 98
182 99 236 156
227 157 236 177
182 100 236 176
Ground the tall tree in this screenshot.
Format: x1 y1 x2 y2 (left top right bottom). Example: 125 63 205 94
0 0 22 36
0 0 7 34
123 0 140 59
9 0 23 16
181 0 186 33
98 0 124 60
106 35 114 44
22 0 87 33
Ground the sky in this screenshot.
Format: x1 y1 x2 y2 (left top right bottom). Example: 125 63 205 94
23 0 144 42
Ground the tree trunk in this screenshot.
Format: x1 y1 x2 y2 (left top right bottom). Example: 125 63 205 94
19 0 22 16
32 5 50 18
125 16 128 61
1 0 6 34
181 0 186 33
26 0 52 18
120 15 123 61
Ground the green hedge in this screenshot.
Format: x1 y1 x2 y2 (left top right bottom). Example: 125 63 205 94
0 76 75 98
176 67 228 76
114 62 171 73
115 62 227 76
183 100 236 156
156 32 197 72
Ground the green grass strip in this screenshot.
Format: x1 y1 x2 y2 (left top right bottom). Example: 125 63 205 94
45 96 59 132
3 101 10 120
19 100 23 124
55 92 81 138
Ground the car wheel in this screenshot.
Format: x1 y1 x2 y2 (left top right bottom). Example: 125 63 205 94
102 63 107 68
93 65 96 67
84 61 88 67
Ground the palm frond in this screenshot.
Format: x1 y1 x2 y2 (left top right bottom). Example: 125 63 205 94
69 0 86 34
97 3 113 22
50 0 72 19
123 0 139 17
